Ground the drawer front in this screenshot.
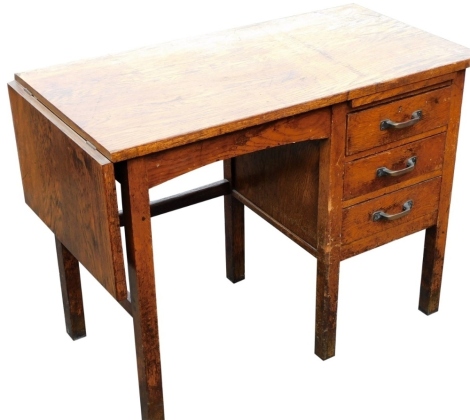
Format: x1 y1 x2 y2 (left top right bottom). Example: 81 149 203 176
343 133 446 200
342 177 441 245
347 86 451 155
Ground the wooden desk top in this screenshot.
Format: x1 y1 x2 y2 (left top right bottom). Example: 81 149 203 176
15 4 470 162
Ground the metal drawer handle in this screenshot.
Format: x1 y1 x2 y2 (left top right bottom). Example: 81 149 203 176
380 110 422 130
372 200 413 222
377 156 417 177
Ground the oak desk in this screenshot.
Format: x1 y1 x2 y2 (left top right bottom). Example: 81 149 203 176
8 5 470 419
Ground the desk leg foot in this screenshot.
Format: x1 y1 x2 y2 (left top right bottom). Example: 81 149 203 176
224 159 245 283
55 237 86 340
122 157 165 420
419 225 445 315
315 257 340 361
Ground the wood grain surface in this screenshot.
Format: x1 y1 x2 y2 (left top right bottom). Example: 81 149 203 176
314 103 349 360
342 177 441 245
14 4 470 162
8 81 126 300
419 70 466 314
145 107 329 188
55 237 86 340
343 133 446 201
224 159 246 283
234 140 321 249
347 86 452 155
350 74 454 108
340 212 438 261
121 157 164 420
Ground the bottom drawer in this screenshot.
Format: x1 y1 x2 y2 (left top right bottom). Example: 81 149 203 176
341 177 441 257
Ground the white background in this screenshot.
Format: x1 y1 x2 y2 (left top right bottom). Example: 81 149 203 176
1 1 469 419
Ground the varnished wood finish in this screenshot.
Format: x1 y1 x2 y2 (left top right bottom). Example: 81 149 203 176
121 157 164 420
341 213 438 261
344 126 447 163
145 108 330 189
234 140 322 249
420 226 441 313
342 177 441 246
232 190 318 256
343 133 446 201
119 292 133 317
119 179 230 226
314 103 348 360
224 160 245 283
419 71 466 315
55 237 86 340
8 81 126 300
347 86 452 155
350 74 454 108
14 5 470 162
7 6 470 420
343 133 446 200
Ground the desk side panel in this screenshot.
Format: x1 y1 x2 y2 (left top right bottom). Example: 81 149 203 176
8 81 126 300
233 140 321 252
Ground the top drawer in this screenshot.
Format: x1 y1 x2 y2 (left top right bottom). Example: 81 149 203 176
347 86 451 155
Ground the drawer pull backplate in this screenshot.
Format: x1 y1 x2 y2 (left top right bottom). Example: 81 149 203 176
376 156 417 177
372 200 413 222
380 110 422 130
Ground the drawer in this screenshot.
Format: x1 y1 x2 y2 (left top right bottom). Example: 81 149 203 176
347 86 451 155
343 133 446 201
342 177 441 246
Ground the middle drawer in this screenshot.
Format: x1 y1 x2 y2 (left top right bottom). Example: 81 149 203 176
343 132 446 201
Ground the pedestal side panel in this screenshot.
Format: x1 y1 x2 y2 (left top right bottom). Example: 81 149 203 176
234 140 321 253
